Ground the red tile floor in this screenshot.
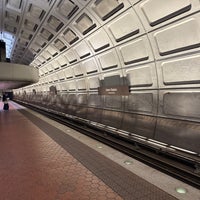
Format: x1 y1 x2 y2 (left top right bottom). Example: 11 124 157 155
0 102 122 200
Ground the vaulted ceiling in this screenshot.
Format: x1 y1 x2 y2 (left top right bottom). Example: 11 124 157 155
1 0 200 93
0 0 88 65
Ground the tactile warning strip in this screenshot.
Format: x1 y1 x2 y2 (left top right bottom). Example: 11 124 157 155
20 109 177 200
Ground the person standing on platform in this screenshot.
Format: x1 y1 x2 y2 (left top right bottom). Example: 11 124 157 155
2 93 9 110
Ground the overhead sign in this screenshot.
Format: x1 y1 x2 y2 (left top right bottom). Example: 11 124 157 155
98 85 129 95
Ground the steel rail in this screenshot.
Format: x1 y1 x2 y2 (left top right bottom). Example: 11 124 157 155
15 100 200 189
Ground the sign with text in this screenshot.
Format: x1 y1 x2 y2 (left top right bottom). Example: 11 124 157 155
98 85 129 95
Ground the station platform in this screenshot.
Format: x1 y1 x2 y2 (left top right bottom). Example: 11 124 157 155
0 101 199 200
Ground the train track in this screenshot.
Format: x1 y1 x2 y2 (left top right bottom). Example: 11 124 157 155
16 101 200 189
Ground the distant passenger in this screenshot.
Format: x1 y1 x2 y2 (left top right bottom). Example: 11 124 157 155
2 93 9 110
